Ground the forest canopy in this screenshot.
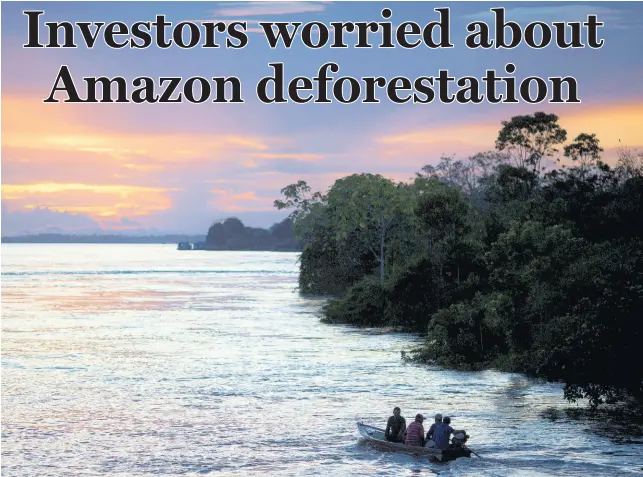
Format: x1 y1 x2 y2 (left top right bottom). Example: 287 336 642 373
274 112 643 409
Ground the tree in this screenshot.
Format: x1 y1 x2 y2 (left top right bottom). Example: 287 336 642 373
415 179 472 258
484 165 539 205
419 151 510 198
615 140 643 179
274 180 326 244
327 174 412 281
279 112 643 411
563 133 603 176
496 112 567 173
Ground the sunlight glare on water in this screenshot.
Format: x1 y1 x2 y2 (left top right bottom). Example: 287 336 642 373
2 244 642 476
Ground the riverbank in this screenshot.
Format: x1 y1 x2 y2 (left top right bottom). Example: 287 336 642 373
275 112 643 411
3 245 642 476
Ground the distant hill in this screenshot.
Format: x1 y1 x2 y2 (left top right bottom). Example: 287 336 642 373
2 217 301 251
206 217 301 251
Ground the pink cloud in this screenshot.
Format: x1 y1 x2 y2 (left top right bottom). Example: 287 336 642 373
248 152 324 161
212 2 326 17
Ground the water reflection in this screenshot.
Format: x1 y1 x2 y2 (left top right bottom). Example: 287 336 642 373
2 245 642 476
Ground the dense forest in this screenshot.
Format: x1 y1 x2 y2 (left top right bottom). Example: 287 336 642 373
274 112 643 409
206 217 301 251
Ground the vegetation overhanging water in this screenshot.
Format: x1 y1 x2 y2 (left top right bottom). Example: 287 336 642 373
274 111 643 415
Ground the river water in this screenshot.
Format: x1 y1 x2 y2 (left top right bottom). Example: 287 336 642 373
1 244 642 476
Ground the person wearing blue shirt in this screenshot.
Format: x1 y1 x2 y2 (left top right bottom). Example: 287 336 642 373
432 416 455 450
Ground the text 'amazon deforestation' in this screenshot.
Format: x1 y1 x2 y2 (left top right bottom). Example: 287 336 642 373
25 7 605 105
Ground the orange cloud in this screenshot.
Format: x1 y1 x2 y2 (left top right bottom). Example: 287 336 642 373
2 183 179 219
209 189 276 212
1 93 324 226
123 163 165 172
1 183 177 196
376 101 643 164
220 171 414 207
248 152 324 161
379 123 495 148
1 95 279 168
559 102 643 150
229 191 265 202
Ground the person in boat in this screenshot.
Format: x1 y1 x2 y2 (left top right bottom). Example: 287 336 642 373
384 407 407 443
433 416 455 450
424 413 442 447
404 414 426 447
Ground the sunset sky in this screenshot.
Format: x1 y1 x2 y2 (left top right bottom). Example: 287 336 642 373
2 1 643 235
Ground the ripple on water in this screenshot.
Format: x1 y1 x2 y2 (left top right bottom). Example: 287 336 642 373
2 245 643 476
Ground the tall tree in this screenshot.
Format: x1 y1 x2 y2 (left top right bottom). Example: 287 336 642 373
274 180 326 244
419 151 510 196
327 174 412 281
415 178 472 259
615 140 643 179
563 132 603 176
496 112 567 173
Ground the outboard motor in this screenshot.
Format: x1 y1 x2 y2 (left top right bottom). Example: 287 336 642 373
451 430 469 449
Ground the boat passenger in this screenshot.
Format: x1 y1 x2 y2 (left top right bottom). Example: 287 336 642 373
385 407 407 443
433 416 455 450
404 414 426 447
425 413 442 447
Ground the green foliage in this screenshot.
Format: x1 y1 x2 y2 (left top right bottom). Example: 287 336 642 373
542 242 643 407
418 151 510 200
274 174 426 295
322 276 390 327
273 180 326 244
206 217 300 251
563 133 603 173
327 174 415 280
274 117 643 409
496 112 567 173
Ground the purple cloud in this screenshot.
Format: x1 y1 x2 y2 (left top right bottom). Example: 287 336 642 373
212 1 326 17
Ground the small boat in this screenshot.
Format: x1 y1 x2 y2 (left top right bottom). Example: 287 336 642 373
177 242 192 250
357 422 473 462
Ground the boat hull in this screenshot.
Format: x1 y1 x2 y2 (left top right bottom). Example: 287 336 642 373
357 422 472 462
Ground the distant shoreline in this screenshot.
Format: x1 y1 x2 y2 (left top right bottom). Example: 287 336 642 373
2 217 301 250
1 234 206 244
1 235 301 251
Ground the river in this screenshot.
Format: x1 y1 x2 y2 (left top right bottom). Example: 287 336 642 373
1 244 641 476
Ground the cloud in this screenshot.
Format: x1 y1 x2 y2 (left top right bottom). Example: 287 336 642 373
461 5 631 29
2 183 181 221
185 18 267 34
1 96 275 168
558 102 643 150
1 93 299 190
2 92 347 232
375 101 643 166
99 216 143 231
189 1 332 35
209 189 275 212
1 95 299 167
379 124 496 148
212 1 326 17
1 201 102 236
1 183 179 196
140 182 232 232
248 152 324 161
8 85 640 235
